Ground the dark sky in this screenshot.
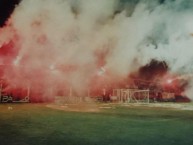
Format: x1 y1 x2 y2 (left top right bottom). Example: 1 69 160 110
0 0 21 27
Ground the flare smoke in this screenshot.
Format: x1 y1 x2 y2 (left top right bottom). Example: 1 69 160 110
0 0 193 100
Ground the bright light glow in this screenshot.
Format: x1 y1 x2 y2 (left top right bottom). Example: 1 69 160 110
13 56 21 66
49 64 59 74
167 79 172 84
97 67 106 76
49 64 55 70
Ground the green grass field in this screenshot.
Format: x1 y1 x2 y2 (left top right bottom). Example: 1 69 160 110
0 103 193 145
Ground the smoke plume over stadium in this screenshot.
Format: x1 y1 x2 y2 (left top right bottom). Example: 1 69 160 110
0 0 193 101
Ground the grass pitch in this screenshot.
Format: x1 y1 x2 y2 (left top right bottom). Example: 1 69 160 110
0 103 193 145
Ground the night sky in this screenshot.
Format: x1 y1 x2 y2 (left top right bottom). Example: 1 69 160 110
0 0 21 27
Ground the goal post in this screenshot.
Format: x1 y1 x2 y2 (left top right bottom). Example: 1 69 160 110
112 89 150 103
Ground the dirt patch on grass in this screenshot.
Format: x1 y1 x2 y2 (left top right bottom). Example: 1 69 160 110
47 102 193 112
122 103 193 111
46 103 101 112
149 103 193 111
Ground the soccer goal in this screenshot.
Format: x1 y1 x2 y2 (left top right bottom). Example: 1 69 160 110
112 89 150 103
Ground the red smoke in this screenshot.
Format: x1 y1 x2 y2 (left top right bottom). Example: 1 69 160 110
0 34 189 102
